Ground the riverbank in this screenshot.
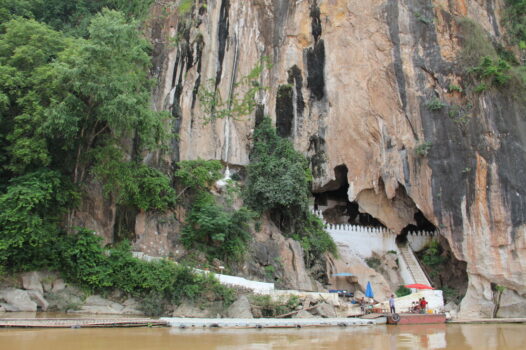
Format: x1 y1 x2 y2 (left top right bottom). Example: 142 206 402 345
2 315 526 329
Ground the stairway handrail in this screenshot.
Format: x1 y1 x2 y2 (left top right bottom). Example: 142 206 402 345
399 243 432 286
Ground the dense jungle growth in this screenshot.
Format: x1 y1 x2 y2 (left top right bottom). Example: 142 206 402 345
0 0 336 307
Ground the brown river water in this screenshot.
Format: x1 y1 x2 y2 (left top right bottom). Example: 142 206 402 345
1 323 525 350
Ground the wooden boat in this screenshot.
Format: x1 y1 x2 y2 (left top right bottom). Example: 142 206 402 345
387 313 446 325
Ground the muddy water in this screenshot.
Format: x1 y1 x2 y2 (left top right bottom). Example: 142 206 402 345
1 324 525 350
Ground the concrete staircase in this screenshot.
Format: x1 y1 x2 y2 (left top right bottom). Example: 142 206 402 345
397 244 431 286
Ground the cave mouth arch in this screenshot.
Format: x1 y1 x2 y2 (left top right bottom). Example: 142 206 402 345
397 210 437 244
313 164 385 228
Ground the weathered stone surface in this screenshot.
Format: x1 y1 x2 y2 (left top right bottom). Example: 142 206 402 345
71 295 125 315
0 288 37 312
248 215 321 291
459 274 495 318
496 289 526 318
226 296 253 319
52 279 66 293
46 287 84 313
326 256 392 302
313 302 337 318
444 301 459 313
21 272 43 294
293 310 316 319
121 298 144 316
173 302 214 318
27 290 49 311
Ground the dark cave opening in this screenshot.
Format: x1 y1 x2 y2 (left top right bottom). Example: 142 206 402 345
397 210 437 244
313 165 385 228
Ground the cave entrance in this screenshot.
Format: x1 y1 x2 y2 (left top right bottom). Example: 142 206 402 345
397 211 437 244
313 165 385 228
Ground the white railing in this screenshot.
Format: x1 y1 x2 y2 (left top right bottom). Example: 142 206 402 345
313 209 435 239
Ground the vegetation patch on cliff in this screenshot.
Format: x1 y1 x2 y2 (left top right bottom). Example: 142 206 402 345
175 159 255 264
457 17 526 103
245 117 337 266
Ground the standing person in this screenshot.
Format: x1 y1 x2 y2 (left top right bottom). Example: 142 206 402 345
389 294 396 314
421 297 428 313
360 297 366 314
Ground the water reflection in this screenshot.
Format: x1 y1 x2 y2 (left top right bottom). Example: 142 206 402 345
0 323 525 349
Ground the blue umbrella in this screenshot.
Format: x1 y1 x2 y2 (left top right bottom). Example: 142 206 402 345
365 281 374 298
332 273 354 277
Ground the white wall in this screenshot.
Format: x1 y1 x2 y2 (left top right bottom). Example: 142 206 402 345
407 232 435 252
378 290 444 313
214 274 275 293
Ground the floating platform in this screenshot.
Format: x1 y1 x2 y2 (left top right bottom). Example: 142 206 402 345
161 317 387 329
387 313 446 325
0 318 168 328
448 318 526 324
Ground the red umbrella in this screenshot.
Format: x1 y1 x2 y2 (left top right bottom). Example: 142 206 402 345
405 283 434 290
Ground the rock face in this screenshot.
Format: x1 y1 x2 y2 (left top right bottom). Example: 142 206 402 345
226 296 253 318
0 288 37 312
57 1 525 316
138 0 526 317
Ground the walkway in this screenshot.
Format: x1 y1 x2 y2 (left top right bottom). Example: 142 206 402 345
0 318 168 328
161 317 387 329
397 244 431 285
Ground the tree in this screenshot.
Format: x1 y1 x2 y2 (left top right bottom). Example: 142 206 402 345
245 117 311 231
44 9 168 184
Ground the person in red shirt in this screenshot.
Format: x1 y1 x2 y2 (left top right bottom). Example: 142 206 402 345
419 297 428 313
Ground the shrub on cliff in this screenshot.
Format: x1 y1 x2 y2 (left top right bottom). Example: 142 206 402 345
245 117 337 262
245 117 311 230
175 159 255 263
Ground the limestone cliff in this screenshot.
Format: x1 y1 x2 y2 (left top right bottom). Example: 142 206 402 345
41 0 514 316
137 0 526 317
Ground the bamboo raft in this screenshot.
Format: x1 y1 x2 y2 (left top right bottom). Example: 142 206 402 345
0 318 168 328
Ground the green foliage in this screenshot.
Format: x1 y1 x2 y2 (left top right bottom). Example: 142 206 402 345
139 291 168 317
414 11 433 25
250 295 299 317
93 149 176 212
421 240 446 278
295 213 338 265
182 194 255 262
245 117 311 227
245 118 336 262
178 0 195 15
458 17 526 100
0 0 155 36
468 56 512 87
457 17 498 67
0 169 77 271
448 84 463 93
59 228 113 290
395 285 412 298
175 159 254 263
264 265 276 279
425 98 446 111
415 141 432 157
174 159 223 192
0 9 169 184
448 104 471 125
365 257 381 269
198 59 270 123
58 229 235 312
503 0 526 45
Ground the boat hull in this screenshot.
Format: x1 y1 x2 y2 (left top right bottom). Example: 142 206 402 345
387 313 446 325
